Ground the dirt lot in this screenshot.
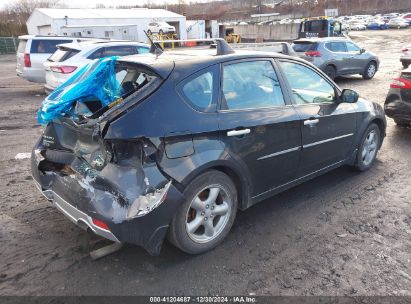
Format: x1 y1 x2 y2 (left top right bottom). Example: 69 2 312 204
0 30 410 296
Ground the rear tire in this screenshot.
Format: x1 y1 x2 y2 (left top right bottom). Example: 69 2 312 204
168 170 238 255
363 61 377 79
402 62 410 69
354 123 381 171
324 65 336 80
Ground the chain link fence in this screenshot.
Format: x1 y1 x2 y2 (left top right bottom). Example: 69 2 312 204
0 37 19 54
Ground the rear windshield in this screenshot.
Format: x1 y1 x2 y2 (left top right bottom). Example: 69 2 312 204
48 48 80 62
292 42 318 52
401 72 411 81
30 39 71 54
17 40 27 53
303 20 327 32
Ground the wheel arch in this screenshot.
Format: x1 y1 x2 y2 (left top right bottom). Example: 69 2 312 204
179 160 251 211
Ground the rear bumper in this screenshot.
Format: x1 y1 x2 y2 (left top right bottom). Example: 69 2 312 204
16 68 45 83
33 179 120 242
384 98 411 121
31 139 184 256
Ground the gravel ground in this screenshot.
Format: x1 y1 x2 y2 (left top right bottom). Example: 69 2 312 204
0 30 410 296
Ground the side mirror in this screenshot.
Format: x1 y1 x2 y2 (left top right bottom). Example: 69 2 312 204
340 89 359 103
360 48 366 54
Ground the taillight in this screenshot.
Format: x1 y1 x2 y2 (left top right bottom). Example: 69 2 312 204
305 50 321 57
390 78 411 89
402 48 409 53
92 218 110 231
50 66 77 74
24 53 31 67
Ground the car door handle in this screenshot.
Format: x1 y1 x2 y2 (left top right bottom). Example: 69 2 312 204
227 129 251 137
304 119 319 126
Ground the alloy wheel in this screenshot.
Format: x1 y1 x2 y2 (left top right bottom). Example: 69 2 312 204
361 130 378 166
186 185 232 244
367 64 376 78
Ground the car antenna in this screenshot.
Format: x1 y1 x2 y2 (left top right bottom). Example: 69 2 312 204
144 30 163 56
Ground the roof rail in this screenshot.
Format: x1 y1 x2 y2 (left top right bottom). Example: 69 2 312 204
151 38 235 56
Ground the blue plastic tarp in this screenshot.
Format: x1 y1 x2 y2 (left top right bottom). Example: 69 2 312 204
38 56 123 125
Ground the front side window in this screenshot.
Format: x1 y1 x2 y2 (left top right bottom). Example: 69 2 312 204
279 61 336 104
181 70 215 112
222 60 285 110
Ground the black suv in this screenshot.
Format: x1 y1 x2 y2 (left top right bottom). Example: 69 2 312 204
31 40 386 256
385 68 411 126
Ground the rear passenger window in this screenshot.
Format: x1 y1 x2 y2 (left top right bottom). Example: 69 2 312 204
222 60 285 110
325 42 347 52
181 70 215 112
31 40 69 53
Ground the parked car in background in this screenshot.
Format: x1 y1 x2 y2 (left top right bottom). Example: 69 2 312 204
401 13 411 25
349 21 367 31
31 39 386 255
43 41 149 92
147 21 175 35
16 35 91 83
388 18 410 29
292 37 379 80
401 44 411 68
385 68 411 126
367 21 389 30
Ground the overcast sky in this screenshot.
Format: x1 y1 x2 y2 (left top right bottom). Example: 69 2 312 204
0 0 189 10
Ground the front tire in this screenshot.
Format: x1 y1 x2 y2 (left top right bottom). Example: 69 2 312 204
363 61 377 79
354 123 381 171
168 170 238 254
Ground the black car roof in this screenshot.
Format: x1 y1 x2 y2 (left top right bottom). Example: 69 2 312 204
118 49 303 79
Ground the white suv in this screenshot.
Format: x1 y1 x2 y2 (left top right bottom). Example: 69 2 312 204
16 35 91 83
147 21 176 35
43 41 149 92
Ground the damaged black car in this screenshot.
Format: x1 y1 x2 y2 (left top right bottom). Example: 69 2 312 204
32 39 386 256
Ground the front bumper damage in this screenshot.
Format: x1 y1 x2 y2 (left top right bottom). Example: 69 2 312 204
31 137 184 256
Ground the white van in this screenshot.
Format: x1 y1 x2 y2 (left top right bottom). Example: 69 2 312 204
16 35 91 83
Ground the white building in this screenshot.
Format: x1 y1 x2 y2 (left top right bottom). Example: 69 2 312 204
26 8 187 42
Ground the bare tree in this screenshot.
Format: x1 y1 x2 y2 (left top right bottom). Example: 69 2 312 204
5 0 63 25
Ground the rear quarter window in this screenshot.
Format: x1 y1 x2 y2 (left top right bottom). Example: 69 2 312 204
30 39 71 54
178 67 217 112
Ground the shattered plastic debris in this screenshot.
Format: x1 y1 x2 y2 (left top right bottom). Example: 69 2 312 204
14 153 31 160
37 56 123 125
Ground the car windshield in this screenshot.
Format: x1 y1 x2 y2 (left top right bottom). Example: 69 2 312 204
31 39 71 54
293 42 318 52
38 58 161 124
48 47 80 62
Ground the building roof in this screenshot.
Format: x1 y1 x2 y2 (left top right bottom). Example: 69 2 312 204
34 8 185 20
